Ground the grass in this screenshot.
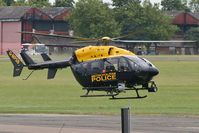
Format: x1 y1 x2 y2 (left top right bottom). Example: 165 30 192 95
141 55 199 59
0 55 199 115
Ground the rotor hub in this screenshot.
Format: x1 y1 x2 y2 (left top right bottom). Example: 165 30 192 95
102 37 111 40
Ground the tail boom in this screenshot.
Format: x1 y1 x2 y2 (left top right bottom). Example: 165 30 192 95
7 49 71 79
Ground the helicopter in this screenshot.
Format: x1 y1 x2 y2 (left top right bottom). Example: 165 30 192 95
7 31 195 99
7 32 161 100
7 31 196 99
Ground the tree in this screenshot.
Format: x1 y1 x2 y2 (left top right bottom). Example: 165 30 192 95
114 0 178 40
66 0 120 38
112 0 141 8
28 0 51 8
142 0 178 40
0 0 6 6
142 0 178 53
11 0 28 6
189 0 199 12
161 0 190 11
54 0 74 7
114 1 144 37
113 0 178 53
3 0 14 6
184 27 199 54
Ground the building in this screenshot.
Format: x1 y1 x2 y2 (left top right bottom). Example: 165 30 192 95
166 10 199 37
0 6 71 55
0 7 30 55
154 11 199 55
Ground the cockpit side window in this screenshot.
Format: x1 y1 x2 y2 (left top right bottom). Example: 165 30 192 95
128 60 136 69
125 55 149 70
119 57 130 72
104 58 118 72
139 57 153 67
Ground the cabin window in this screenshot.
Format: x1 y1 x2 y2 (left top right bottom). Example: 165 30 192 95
118 57 130 72
91 60 102 74
104 58 118 72
126 56 149 69
128 60 136 69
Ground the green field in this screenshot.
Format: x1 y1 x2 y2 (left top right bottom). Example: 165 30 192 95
0 55 199 115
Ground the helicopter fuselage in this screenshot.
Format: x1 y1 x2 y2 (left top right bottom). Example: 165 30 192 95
71 55 159 89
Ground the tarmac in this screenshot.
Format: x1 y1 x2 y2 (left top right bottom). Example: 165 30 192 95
0 114 198 133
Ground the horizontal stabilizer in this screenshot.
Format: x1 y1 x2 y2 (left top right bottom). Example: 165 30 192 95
41 53 51 61
48 68 57 79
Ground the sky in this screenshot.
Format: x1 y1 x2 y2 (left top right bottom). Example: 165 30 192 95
49 0 162 5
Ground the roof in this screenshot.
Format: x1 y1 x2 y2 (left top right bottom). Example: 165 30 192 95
0 6 32 21
164 10 185 17
189 12 199 20
0 6 71 21
39 7 71 19
165 10 199 20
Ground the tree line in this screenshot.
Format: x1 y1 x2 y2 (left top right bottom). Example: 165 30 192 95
1 0 199 12
67 0 178 40
0 0 74 7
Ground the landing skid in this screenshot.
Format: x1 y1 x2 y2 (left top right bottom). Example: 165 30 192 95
81 94 118 97
80 87 119 98
110 88 147 100
80 86 147 100
109 95 147 100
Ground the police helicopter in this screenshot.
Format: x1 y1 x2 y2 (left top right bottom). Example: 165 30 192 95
7 32 192 99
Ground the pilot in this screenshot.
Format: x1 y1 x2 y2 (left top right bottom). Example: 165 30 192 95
106 65 115 72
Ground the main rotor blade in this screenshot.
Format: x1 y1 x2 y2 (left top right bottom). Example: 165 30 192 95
69 40 98 44
112 30 144 40
113 40 196 43
70 39 111 44
19 32 97 41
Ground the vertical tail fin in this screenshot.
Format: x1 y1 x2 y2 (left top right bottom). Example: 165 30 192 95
40 53 57 79
7 50 24 77
20 49 36 65
48 68 57 79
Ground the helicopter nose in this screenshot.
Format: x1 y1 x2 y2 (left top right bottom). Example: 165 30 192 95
149 67 159 76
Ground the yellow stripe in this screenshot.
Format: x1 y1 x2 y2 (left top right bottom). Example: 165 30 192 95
75 46 136 62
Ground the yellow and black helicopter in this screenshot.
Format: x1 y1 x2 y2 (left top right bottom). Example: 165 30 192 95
7 32 192 99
